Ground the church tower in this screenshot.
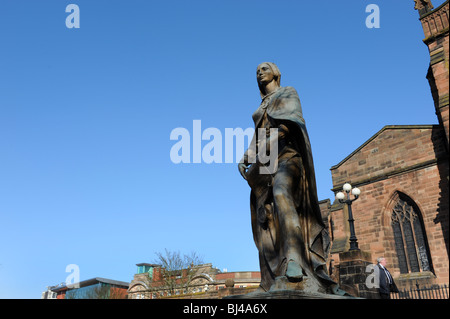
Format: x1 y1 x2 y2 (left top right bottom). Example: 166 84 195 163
415 0 450 152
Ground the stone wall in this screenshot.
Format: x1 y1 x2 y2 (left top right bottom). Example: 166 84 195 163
327 126 449 291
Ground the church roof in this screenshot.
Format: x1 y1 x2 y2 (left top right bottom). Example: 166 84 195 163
330 125 437 170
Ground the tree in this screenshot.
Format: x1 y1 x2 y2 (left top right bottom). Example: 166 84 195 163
150 249 204 298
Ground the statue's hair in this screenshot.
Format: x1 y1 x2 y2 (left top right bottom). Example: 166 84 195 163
257 62 281 98
377 257 385 263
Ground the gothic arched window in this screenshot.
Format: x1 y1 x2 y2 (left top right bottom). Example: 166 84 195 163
391 194 433 274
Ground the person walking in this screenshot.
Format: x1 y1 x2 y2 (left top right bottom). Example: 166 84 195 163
377 257 399 299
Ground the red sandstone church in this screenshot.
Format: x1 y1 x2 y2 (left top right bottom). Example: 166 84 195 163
322 0 449 295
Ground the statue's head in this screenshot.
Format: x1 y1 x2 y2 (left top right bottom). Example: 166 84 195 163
257 62 281 97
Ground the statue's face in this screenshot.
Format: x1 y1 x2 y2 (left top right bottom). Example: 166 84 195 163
257 63 275 85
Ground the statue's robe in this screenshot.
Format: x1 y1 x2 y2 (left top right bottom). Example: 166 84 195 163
244 86 345 294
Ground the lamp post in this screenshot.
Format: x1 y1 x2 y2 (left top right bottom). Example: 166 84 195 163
336 183 361 251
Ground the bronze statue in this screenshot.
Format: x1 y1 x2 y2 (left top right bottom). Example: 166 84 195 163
239 62 346 295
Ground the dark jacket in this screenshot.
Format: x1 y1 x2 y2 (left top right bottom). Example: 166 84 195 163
377 264 399 295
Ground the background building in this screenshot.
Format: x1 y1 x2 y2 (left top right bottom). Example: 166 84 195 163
324 0 449 294
128 263 260 299
41 286 58 299
51 277 129 299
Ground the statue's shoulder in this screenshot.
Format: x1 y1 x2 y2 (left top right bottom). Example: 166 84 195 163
278 86 299 97
273 87 300 105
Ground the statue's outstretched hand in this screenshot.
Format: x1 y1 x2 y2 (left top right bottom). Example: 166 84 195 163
238 163 248 180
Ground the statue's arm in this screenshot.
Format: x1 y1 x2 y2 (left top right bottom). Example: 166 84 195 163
263 119 292 154
240 131 257 165
238 130 257 180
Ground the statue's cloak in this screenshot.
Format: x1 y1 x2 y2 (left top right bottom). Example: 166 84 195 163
248 86 341 292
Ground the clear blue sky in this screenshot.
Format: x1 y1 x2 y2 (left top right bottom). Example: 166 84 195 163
0 0 444 298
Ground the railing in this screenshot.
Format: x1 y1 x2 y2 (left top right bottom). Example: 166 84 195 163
391 283 449 299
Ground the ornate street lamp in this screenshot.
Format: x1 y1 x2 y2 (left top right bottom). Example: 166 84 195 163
336 183 361 251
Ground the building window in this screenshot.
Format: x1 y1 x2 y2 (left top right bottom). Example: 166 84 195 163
391 195 432 274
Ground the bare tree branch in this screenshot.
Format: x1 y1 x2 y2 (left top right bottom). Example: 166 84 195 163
150 249 204 297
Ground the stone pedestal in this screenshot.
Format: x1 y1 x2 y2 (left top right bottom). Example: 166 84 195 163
338 249 379 299
223 289 357 299
224 250 379 299
223 289 355 299
224 276 358 299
